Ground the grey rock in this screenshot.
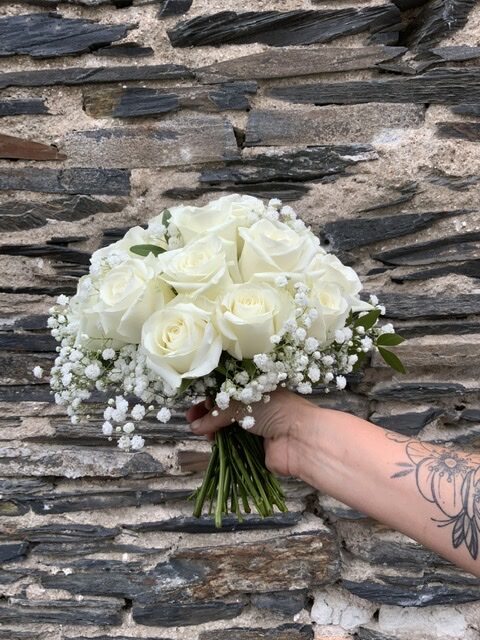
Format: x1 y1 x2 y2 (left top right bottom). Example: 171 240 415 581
0 99 48 117
0 64 192 89
370 382 473 402
159 0 193 17
168 7 401 47
438 121 480 141
96 43 154 57
405 0 476 48
370 408 441 436
132 598 246 627
200 624 314 640
163 183 310 202
0 13 133 58
322 209 469 251
378 293 480 319
200 145 377 186
451 103 480 116
127 513 302 533
245 105 424 146
269 67 480 105
0 596 124 625
250 590 308 616
0 542 29 563
0 168 130 195
62 118 240 168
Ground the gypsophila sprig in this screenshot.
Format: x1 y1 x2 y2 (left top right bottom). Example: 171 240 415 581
38 194 405 527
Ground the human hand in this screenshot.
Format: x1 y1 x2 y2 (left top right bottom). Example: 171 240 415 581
185 388 317 478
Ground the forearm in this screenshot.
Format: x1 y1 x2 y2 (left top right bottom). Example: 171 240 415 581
295 405 480 577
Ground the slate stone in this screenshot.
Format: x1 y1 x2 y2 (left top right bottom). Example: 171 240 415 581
0 243 90 266
250 591 308 616
0 133 66 161
356 629 401 640
0 64 192 89
132 598 246 627
178 448 210 472
391 261 480 283
437 121 480 141
428 170 480 191
0 13 133 58
374 232 480 265
370 382 472 402
196 45 406 82
28 488 190 515
370 408 441 436
343 574 480 606
163 182 310 202
127 513 302 533
428 44 480 61
96 43 154 57
17 523 120 543
396 319 480 338
168 7 401 47
0 99 48 117
62 118 239 168
0 332 56 352
0 167 130 195
451 103 480 117
200 625 314 640
322 209 467 252
0 597 124 625
0 442 166 478
0 196 126 232
404 0 476 49
381 293 480 320
200 145 377 186
269 67 480 105
392 0 429 8
462 408 480 422
0 542 29 563
357 182 418 213
159 0 193 17
0 631 39 640
245 105 424 146
83 82 256 118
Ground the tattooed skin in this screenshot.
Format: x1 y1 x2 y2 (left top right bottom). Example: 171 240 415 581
389 434 480 560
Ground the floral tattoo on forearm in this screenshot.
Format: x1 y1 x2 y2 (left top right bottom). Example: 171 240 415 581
390 436 480 560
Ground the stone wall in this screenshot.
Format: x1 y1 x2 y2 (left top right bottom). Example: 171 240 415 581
1 0 480 639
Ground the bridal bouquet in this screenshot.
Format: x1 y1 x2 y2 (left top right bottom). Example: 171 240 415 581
35 194 404 527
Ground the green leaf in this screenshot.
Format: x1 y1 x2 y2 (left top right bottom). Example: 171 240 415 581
354 308 381 330
162 209 172 229
129 244 166 257
178 378 194 395
376 333 405 347
352 351 367 372
242 358 257 378
378 347 406 374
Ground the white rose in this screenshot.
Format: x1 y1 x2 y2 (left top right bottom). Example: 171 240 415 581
90 226 168 268
94 256 174 343
215 283 294 360
141 301 222 391
307 253 372 313
168 194 266 246
158 235 235 299
239 218 319 282
67 276 110 349
309 282 350 347
307 253 361 296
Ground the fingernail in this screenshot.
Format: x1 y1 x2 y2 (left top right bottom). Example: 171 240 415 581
190 419 202 432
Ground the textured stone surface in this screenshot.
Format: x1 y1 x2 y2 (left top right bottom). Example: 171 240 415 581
62 118 239 168
1 1 480 638
0 13 133 58
197 46 406 82
0 64 191 89
245 105 424 146
83 82 256 117
269 68 480 105
168 7 401 47
0 168 130 194
0 196 126 232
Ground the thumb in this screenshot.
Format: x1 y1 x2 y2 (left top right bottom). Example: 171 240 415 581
190 402 241 435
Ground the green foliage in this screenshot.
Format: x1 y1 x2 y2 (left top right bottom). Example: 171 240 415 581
354 308 381 330
241 358 257 378
376 333 405 347
378 347 406 374
129 244 166 257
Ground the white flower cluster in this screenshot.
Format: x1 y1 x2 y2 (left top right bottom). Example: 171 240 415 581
39 195 393 449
